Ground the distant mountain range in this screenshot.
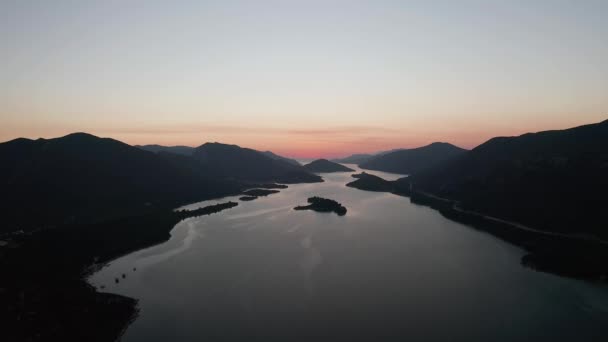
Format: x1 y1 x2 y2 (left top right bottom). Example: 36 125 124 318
334 119 608 239
331 148 405 164
359 142 467 174
3 119 607 240
190 142 320 183
0 134 320 233
331 153 374 164
137 144 300 166
407 119 608 238
3 119 608 342
303 159 354 173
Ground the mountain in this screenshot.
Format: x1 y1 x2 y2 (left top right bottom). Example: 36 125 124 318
136 144 194 156
0 133 244 233
360 142 467 174
332 154 374 164
408 120 608 238
137 144 300 167
261 151 301 166
331 153 374 164
191 142 322 183
303 159 354 173
331 148 406 165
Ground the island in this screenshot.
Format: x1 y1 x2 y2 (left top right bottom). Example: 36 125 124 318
239 196 258 201
253 183 288 189
294 196 347 216
242 189 280 197
303 159 354 173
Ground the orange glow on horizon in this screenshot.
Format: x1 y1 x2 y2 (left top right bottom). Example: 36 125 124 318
2 117 606 159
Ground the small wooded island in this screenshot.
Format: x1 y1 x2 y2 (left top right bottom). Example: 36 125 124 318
294 196 347 216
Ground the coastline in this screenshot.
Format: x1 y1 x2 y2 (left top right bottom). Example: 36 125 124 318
405 190 608 280
347 172 608 281
2 200 242 342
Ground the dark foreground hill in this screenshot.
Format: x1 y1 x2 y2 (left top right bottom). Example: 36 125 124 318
303 159 354 173
1 200 240 342
0 134 318 340
0 133 244 233
360 142 467 174
192 142 321 183
408 119 608 238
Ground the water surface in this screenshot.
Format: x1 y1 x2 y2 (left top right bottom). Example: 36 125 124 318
90 165 608 341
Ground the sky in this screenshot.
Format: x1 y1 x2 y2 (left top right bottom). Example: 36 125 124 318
1 0 607 158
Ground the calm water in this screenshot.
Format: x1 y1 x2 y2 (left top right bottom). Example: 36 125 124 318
90 165 608 341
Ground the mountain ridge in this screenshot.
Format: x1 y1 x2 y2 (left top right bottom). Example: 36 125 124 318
303 159 354 173
0 133 321 233
359 142 467 174
407 119 608 238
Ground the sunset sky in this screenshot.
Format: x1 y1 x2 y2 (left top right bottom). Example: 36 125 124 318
1 1 607 158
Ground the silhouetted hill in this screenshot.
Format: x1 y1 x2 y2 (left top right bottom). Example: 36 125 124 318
261 151 301 166
0 133 243 233
346 172 396 192
303 159 354 173
137 144 300 167
408 120 608 238
136 144 195 156
331 149 406 165
192 142 322 183
360 142 467 174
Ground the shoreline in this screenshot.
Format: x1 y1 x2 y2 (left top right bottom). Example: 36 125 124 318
346 172 608 281
406 190 608 281
2 200 241 342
